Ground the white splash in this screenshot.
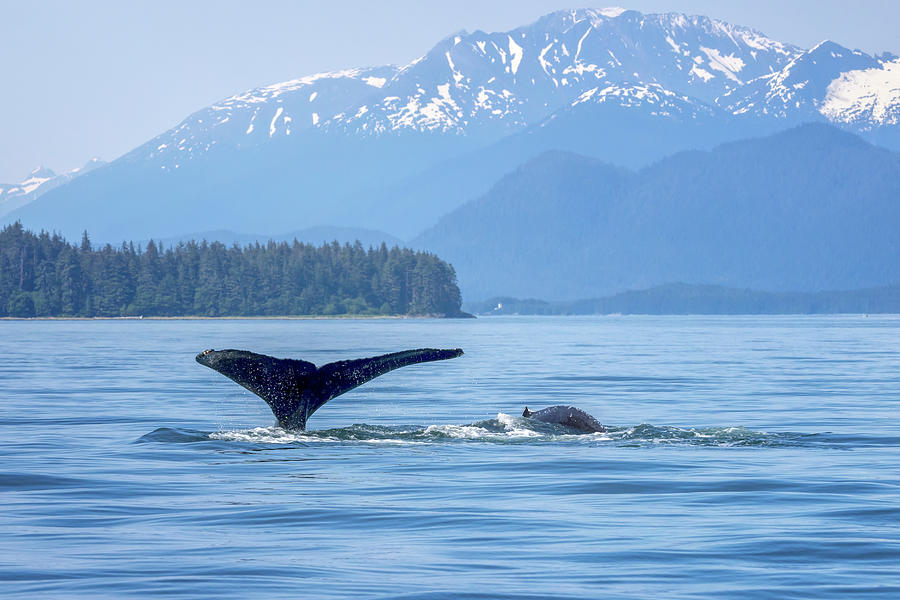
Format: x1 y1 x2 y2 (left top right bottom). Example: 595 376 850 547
494 412 543 437
209 427 338 444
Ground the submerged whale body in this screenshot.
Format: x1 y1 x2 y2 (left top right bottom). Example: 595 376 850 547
197 348 463 430
523 405 606 433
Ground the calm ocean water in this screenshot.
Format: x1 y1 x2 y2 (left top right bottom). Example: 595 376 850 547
1 316 899 599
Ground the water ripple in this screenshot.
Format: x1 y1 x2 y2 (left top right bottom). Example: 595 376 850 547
136 416 892 450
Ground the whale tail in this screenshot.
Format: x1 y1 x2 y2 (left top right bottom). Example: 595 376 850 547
196 348 463 430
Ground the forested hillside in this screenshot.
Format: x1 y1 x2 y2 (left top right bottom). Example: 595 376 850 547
467 283 900 315
0 223 464 318
416 124 900 300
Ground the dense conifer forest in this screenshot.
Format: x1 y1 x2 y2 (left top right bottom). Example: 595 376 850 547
0 223 464 318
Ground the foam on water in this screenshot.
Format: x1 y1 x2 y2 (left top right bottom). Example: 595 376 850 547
209 427 343 444
141 419 822 449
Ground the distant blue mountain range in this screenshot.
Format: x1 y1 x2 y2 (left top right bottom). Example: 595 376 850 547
415 124 900 300
466 282 900 315
4 8 900 302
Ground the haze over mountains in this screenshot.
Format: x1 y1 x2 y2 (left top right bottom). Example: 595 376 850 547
416 124 900 300
5 7 900 302
0 159 105 220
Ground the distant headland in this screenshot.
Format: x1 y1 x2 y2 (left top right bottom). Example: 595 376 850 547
0 223 470 319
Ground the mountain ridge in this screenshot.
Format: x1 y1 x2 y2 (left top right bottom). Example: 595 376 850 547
0 159 106 220
5 7 900 243
414 123 900 300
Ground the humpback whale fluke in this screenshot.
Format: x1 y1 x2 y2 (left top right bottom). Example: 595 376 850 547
523 405 606 433
196 348 463 430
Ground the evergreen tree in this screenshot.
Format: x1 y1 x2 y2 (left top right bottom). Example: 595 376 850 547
0 223 464 318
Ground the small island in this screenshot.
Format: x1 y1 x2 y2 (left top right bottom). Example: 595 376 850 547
0 223 468 318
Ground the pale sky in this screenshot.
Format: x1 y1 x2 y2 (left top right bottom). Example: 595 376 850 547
1 0 898 182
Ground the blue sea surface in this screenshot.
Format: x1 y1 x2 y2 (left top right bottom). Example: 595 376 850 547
1 316 899 598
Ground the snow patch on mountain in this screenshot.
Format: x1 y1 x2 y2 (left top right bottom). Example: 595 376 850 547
691 64 715 83
0 159 106 218
700 47 745 83
219 69 368 107
508 35 524 75
719 41 883 122
269 106 284 137
597 7 626 18
20 167 56 194
569 82 717 119
363 76 387 88
820 58 900 127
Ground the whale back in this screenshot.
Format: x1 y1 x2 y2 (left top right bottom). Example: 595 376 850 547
523 405 606 433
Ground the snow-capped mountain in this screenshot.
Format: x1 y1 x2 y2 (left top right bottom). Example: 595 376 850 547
0 159 105 218
125 7 899 173
136 7 801 169
5 7 900 243
141 66 399 170
820 56 900 128
719 41 897 123
321 8 796 136
0 166 59 204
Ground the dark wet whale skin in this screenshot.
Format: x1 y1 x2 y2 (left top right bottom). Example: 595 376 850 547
523 405 606 433
196 348 463 430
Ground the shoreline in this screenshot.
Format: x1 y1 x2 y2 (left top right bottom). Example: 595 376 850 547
1 313 892 321
0 314 460 321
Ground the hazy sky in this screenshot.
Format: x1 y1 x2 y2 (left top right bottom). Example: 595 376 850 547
1 0 898 182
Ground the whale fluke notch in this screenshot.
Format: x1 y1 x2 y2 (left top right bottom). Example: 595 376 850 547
196 348 463 430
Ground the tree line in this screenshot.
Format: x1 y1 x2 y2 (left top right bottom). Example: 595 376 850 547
0 223 464 318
